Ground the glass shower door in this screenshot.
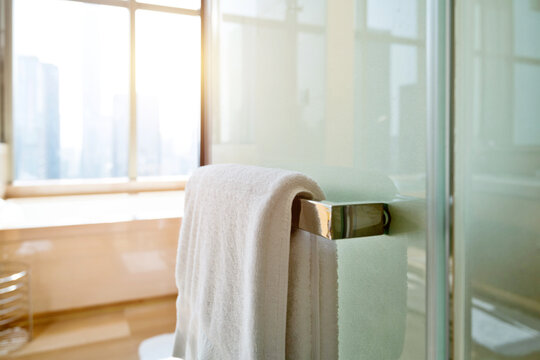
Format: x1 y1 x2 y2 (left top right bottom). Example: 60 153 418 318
207 0 434 358
453 0 540 358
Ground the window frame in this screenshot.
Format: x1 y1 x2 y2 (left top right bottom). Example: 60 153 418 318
0 0 206 198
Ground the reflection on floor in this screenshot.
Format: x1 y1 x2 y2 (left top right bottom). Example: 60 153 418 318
6 296 177 360
472 296 540 359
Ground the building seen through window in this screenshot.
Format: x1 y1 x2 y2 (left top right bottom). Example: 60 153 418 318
12 0 201 182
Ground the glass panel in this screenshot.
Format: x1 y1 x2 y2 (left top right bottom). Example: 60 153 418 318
297 0 326 25
136 0 201 10
366 0 419 39
454 0 540 359
136 11 200 177
12 0 129 181
211 0 427 358
221 0 287 21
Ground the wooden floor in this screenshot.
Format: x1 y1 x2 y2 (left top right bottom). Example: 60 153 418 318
6 296 177 360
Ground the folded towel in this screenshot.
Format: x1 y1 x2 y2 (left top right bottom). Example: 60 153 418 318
172 164 338 360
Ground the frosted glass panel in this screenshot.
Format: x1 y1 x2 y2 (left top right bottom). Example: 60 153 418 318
221 0 287 21
366 0 419 38
454 0 540 358
297 0 326 25
513 0 540 58
210 0 427 358
513 63 540 146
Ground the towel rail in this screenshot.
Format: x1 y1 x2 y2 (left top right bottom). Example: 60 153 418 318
291 199 390 240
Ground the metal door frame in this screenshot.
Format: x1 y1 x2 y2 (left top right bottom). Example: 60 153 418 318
426 0 454 359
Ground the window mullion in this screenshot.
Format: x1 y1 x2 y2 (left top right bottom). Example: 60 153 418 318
128 0 137 180
3 0 13 183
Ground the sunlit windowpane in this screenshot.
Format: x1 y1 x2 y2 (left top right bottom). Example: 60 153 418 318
221 0 286 21
136 0 201 10
136 11 201 177
13 0 129 181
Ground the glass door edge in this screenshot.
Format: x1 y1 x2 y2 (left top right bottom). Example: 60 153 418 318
426 0 453 359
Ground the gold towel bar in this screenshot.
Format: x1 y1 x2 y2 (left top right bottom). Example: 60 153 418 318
291 199 390 240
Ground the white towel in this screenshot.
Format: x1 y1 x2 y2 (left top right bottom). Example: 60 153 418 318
172 164 338 360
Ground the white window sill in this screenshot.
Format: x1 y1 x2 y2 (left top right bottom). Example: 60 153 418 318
0 191 185 230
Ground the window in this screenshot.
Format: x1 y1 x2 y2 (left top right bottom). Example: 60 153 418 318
4 0 201 186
